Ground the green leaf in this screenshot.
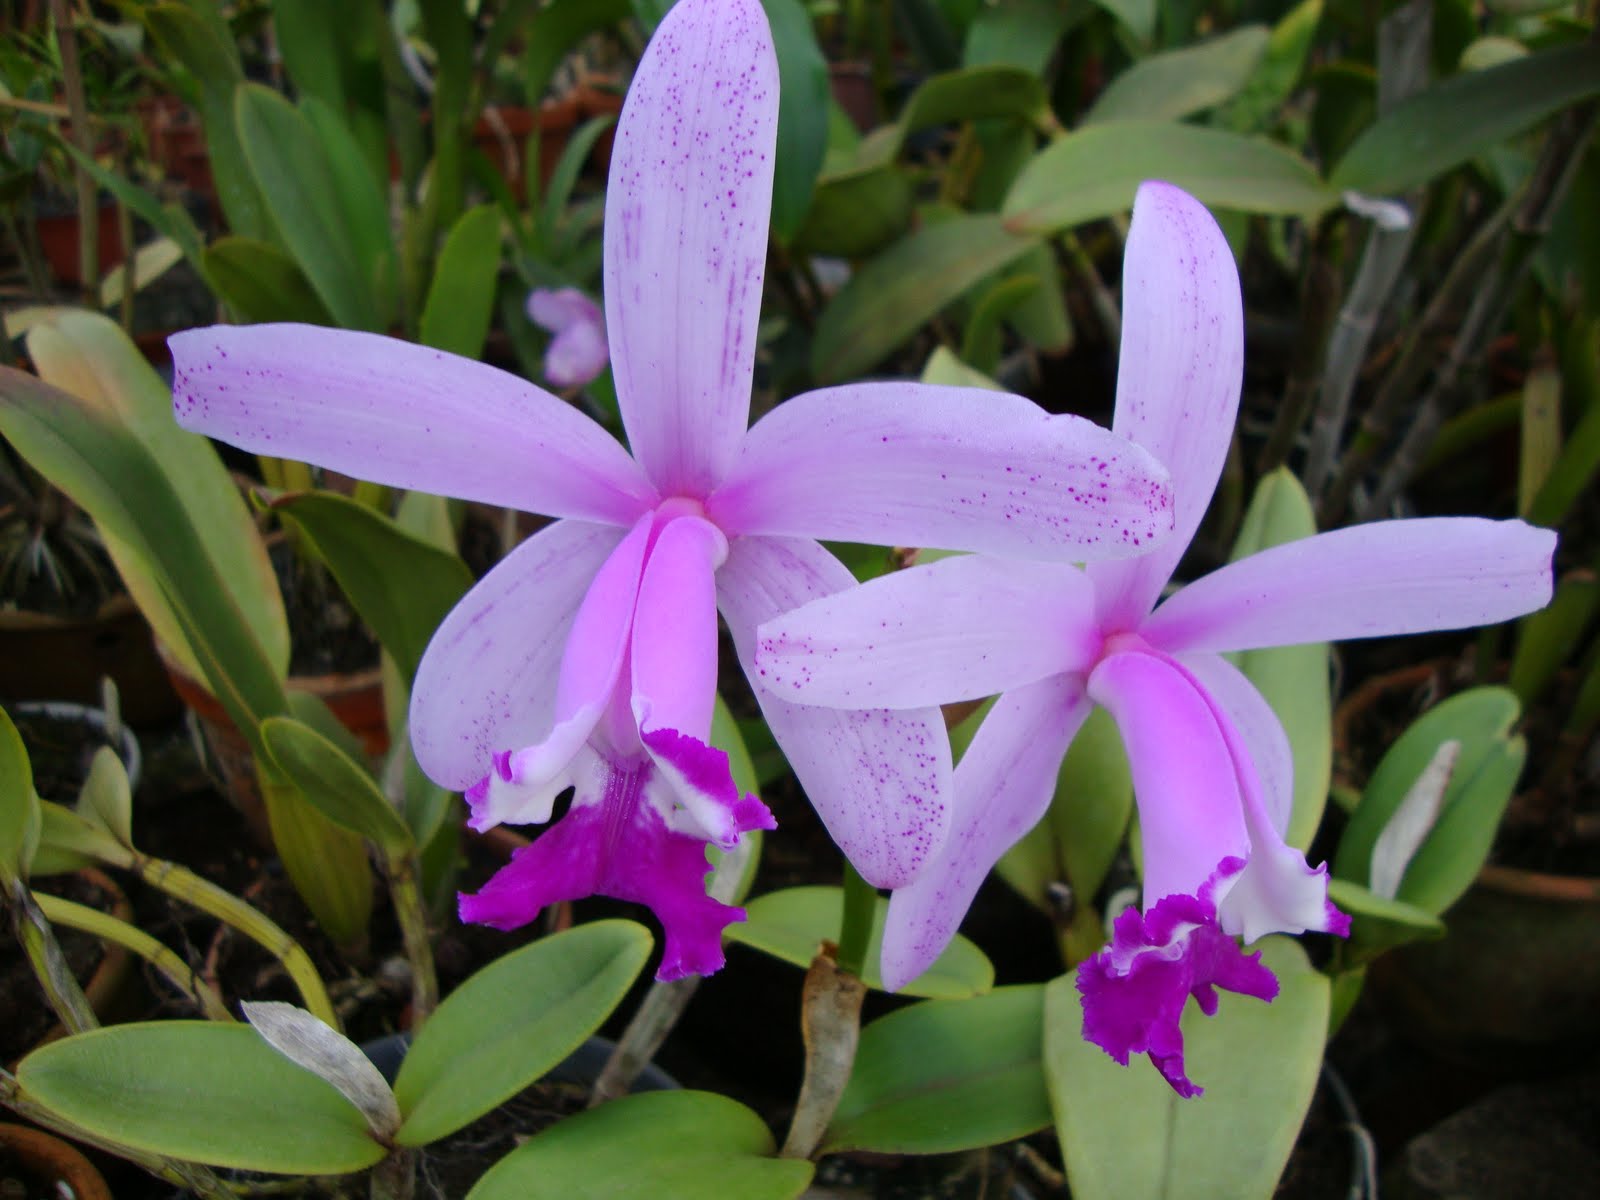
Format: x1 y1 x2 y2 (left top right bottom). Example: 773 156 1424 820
812 214 1039 382
821 985 1052 1154
261 717 413 854
1211 1 1323 135
1088 0 1156 45
23 311 290 687
0 705 40 883
1509 570 1597 709
394 921 653 1146
1046 938 1329 1200
466 1090 812 1200
762 0 829 242
1226 469 1330 850
271 490 473 686
1003 122 1335 235
300 95 398 323
16 1023 386 1174
521 0 632 106
419 205 504 359
66 148 205 270
1325 876 1445 952
203 237 335 325
921 346 1006 390
30 800 129 876
1085 26 1269 125
258 760 376 947
140 3 271 241
1334 688 1525 916
965 0 1073 74
790 164 915 258
272 0 350 114
76 748 133 850
1331 42 1600 195
235 83 385 331
728 885 993 999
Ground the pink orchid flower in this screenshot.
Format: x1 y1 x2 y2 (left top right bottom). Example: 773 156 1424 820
526 287 608 389
754 181 1555 1091
168 0 1173 982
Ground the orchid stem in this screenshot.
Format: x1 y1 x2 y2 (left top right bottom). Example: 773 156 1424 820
4 878 98 1035
835 862 877 980
386 852 438 1027
780 947 867 1160
590 976 700 1107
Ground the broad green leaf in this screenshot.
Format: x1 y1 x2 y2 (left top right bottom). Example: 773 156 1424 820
1085 26 1269 125
921 345 1005 390
272 0 350 113
727 886 994 999
419 205 503 359
1334 688 1524 916
23 310 289 685
203 236 335 325
140 3 270 241
997 707 1132 964
0 361 286 736
821 985 1052 1154
0 705 40 883
762 0 829 241
1326 877 1445 953
271 490 473 686
466 1090 812 1200
258 760 376 947
301 96 398 323
1004 122 1335 235
1046 938 1328 1200
812 214 1039 382
1331 42 1600 195
1212 1 1323 135
236 83 384 331
76 747 133 849
17 1023 386 1173
30 800 130 876
394 921 652 1146
1088 0 1156 45
965 0 1074 74
243 1000 400 1139
262 717 413 854
790 164 914 258
1225 469 1330 850
857 65 1048 170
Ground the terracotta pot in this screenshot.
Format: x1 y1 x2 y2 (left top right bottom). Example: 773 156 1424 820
33 198 126 287
0 594 181 727
0 1124 112 1200
159 646 388 847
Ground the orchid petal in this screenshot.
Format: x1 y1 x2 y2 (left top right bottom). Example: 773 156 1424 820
1086 650 1250 908
754 555 1097 708
544 318 609 390
459 749 747 980
1087 180 1244 626
642 727 775 851
410 520 625 790
709 382 1172 559
1142 518 1557 654
603 0 778 495
881 675 1089 991
630 515 728 742
169 324 654 525
1077 882 1278 1099
1174 651 1295 838
717 534 952 889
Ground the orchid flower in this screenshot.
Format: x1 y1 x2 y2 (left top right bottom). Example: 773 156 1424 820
754 181 1556 1091
169 0 1174 982
526 287 608 389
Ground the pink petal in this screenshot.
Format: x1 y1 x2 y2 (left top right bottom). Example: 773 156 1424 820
641 727 776 851
527 286 602 332
169 325 654 525
1086 649 1249 909
881 675 1089 991
709 382 1172 559
1077 878 1278 1099
630 515 728 742
754 555 1098 709
526 287 608 387
1174 651 1295 838
603 0 778 495
1142 517 1558 654
459 748 748 980
1087 181 1244 627
410 520 625 790
716 534 952 889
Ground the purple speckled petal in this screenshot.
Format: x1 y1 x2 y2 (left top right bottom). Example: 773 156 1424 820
603 0 778 495
1077 876 1278 1098
410 520 626 790
459 748 747 980
1175 651 1296 838
168 325 654 525
717 534 952 889
1142 518 1557 655
709 382 1172 560
1087 649 1250 909
754 554 1097 709
1087 181 1244 628
881 674 1089 991
461 513 653 830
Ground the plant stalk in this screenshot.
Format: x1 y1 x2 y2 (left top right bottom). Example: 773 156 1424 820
835 861 877 980
386 852 438 1026
4 879 98 1035
49 0 98 304
779 945 867 1160
589 977 699 1107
